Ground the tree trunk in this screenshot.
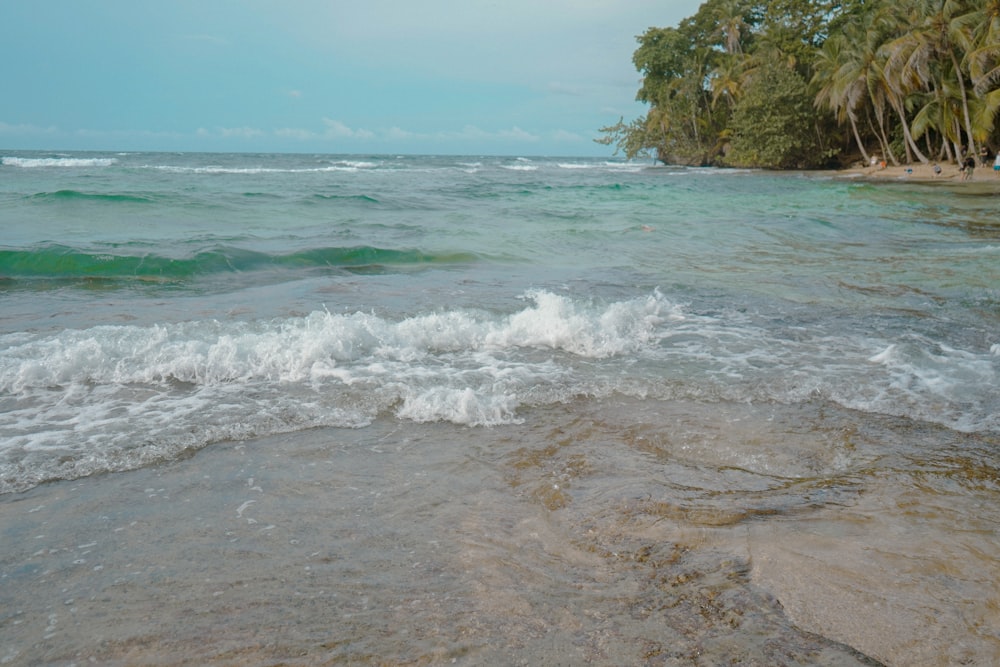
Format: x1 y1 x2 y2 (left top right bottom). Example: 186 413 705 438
870 107 898 165
951 50 978 160
849 112 871 164
953 118 964 162
891 97 928 164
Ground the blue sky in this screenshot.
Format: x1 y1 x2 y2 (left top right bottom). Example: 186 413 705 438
1 1 699 156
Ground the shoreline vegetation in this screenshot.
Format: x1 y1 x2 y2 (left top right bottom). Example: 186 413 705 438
597 0 1000 172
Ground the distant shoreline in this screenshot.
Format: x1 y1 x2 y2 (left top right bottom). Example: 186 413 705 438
831 161 1000 183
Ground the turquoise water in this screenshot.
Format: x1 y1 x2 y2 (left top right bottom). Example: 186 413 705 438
1 151 998 664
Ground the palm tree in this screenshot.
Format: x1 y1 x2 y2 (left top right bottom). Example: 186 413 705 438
964 0 1000 146
813 33 873 163
964 0 1000 96
712 0 750 55
884 0 976 160
815 3 902 164
911 74 967 160
710 54 747 109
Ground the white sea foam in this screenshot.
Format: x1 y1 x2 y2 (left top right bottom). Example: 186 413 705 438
0 290 681 491
1 290 996 493
150 165 359 175
556 161 643 172
2 156 117 168
0 291 676 394
329 160 378 169
856 336 999 432
502 162 539 171
396 387 522 426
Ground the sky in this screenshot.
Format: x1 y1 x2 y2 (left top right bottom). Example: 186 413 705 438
1 0 701 156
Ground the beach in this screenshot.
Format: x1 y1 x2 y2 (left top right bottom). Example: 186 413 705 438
1 152 998 665
840 159 1000 183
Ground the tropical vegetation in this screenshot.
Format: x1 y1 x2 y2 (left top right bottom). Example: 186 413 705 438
597 0 1000 169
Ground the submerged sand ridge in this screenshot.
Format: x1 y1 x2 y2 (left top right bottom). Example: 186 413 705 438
1 398 997 666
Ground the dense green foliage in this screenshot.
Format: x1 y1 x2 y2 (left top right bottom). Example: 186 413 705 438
597 0 1000 168
728 60 820 167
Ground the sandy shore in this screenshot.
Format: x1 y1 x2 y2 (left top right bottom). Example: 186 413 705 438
836 160 1000 183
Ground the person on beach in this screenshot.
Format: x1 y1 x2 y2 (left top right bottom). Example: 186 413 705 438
994 152 1000 176
962 156 975 180
980 145 990 167
933 163 942 177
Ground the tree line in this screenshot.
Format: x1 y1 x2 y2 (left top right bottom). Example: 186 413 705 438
597 0 1000 169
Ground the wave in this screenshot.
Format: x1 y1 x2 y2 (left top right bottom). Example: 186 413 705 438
149 162 378 175
2 156 117 168
310 193 381 205
3 153 649 177
0 244 480 283
557 161 645 172
0 291 676 492
26 189 157 204
0 289 996 493
328 159 379 169
1 291 674 393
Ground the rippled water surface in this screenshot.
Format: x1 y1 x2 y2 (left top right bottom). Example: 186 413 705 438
0 152 998 664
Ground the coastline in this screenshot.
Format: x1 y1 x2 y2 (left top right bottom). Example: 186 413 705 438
833 160 1000 183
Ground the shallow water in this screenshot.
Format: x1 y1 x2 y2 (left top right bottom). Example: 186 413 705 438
2 399 997 665
1 152 998 664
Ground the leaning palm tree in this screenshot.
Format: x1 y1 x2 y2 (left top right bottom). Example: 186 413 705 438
965 0 1000 98
911 72 971 161
816 3 902 164
813 33 873 163
967 86 1000 147
885 0 977 160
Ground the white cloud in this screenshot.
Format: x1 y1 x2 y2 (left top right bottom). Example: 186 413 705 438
0 120 58 135
219 126 265 138
497 127 539 142
322 118 374 140
453 125 489 140
300 0 681 88
385 126 415 140
275 127 315 140
551 129 585 143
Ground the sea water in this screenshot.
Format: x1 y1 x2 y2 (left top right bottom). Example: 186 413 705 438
0 151 997 665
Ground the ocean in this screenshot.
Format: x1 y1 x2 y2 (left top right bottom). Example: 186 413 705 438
0 151 997 665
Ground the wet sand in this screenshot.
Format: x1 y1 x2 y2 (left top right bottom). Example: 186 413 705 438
2 398 998 666
836 160 1000 184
